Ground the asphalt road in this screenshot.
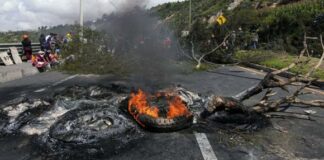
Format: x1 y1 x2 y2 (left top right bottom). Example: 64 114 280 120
0 65 324 160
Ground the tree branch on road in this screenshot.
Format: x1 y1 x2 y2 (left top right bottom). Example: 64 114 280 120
201 34 324 118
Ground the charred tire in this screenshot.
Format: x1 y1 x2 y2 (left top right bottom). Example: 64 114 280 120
136 114 194 132
41 103 142 159
0 99 51 135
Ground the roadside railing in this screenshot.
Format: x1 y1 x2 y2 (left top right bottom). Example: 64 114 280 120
0 43 41 55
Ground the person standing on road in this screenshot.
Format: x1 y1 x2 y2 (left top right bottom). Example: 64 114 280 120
21 34 32 60
251 32 259 49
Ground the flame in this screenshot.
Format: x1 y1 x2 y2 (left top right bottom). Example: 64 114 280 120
167 96 190 119
128 89 191 126
128 89 159 119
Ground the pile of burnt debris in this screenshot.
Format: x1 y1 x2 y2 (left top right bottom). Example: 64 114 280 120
0 84 269 159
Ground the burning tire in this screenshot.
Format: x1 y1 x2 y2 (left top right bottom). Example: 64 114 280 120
39 103 142 159
135 114 193 132
128 89 194 132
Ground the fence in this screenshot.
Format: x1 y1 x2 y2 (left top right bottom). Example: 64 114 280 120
0 43 41 55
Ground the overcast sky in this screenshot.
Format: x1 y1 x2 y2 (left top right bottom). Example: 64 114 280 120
0 0 183 32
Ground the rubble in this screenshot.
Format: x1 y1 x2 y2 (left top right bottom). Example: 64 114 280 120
0 85 142 159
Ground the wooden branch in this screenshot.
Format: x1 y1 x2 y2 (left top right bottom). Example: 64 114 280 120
272 33 308 75
233 83 264 101
265 112 312 120
234 33 317 101
292 98 324 108
262 89 276 101
177 40 194 60
306 36 319 40
305 34 324 78
198 34 231 60
200 96 248 118
289 35 324 99
190 39 199 62
201 34 324 119
191 34 231 69
259 34 324 111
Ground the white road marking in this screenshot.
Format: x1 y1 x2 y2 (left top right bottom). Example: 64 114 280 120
34 75 78 93
194 132 218 160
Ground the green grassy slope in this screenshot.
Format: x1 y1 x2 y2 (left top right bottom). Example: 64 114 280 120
152 0 323 55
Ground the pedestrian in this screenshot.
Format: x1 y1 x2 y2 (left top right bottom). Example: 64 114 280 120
45 33 51 51
44 34 53 62
50 34 57 53
65 32 72 43
21 34 32 60
39 34 46 51
251 32 259 49
231 31 236 46
163 37 172 49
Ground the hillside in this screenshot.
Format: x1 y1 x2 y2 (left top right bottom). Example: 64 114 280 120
0 25 75 44
151 0 323 58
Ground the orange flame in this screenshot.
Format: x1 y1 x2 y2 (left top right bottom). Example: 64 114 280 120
128 89 159 119
128 89 191 125
167 96 190 119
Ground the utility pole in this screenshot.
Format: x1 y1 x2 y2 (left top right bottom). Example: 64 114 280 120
189 0 192 30
80 0 84 39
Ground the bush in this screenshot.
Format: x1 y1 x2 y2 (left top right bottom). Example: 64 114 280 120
60 27 129 76
260 54 324 79
234 50 278 63
259 0 324 53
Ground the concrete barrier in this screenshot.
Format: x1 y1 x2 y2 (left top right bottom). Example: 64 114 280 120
0 63 39 83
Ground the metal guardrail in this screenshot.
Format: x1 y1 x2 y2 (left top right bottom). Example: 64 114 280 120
0 43 41 55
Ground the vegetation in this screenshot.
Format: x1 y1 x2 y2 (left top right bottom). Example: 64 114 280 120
1 0 323 76
0 31 38 43
152 0 324 61
260 54 324 79
258 0 324 53
59 27 129 76
235 50 324 79
234 50 277 63
0 24 76 43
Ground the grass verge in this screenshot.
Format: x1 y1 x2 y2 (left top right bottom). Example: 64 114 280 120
235 50 324 80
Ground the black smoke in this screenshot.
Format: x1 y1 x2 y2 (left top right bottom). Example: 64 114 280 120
94 6 184 92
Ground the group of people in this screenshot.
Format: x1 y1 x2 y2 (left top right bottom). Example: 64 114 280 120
21 32 73 72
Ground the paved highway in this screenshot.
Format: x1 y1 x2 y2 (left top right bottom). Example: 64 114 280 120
0 66 323 160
